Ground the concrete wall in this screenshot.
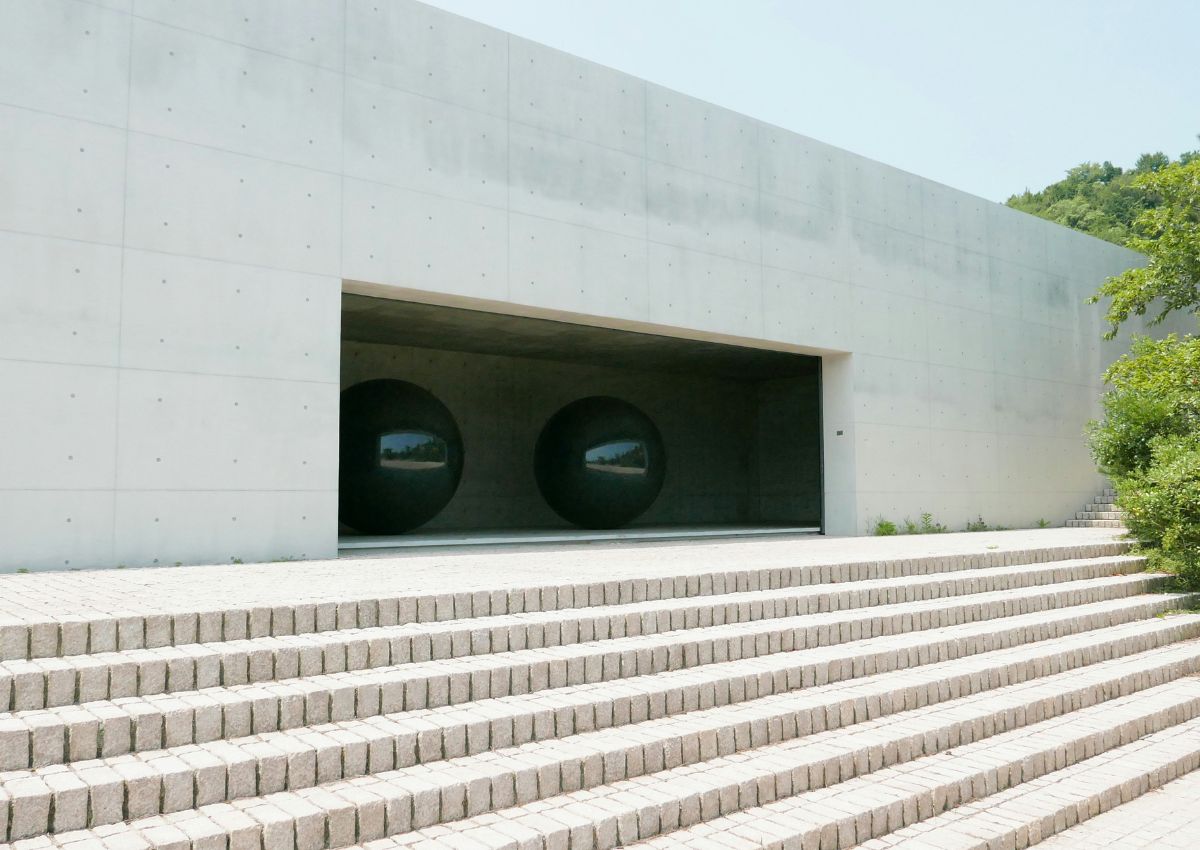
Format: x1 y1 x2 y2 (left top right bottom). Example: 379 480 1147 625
341 341 820 530
0 0 1150 569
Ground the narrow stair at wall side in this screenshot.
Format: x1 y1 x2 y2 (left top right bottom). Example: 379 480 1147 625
1065 486 1128 529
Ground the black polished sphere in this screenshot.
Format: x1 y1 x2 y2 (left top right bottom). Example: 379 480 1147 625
339 379 463 534
535 396 666 529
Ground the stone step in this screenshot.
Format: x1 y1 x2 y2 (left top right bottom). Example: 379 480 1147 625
0 572 1164 717
1066 519 1126 529
0 556 1147 713
856 713 1200 850
0 543 1133 662
9 602 1190 788
1075 511 1125 521
1085 503 1120 513
7 619 1200 837
616 689 1200 850
0 587 1188 774
1031 761 1200 849
303 678 1200 850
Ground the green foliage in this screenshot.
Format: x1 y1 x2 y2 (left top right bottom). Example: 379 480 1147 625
900 513 949 534
1089 158 1200 337
1006 145 1199 249
877 513 1046 536
1087 334 1200 477
874 514 947 535
1134 152 1171 174
1117 435 1200 589
1089 333 1200 588
919 512 948 534
1007 161 1155 245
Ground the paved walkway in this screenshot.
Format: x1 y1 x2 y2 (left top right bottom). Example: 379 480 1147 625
1037 767 1200 848
0 527 1126 626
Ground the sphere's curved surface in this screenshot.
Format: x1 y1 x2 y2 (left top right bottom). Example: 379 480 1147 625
339 379 463 534
535 396 666 529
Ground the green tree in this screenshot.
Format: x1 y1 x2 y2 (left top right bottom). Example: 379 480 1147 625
1089 157 1200 338
1084 154 1200 587
1006 142 1199 247
1134 151 1170 173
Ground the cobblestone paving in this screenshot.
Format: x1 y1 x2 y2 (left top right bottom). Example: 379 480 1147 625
5 526 1200 850
1035 768 1200 848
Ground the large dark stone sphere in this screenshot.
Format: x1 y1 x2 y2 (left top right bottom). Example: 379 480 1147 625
339 379 463 534
535 396 666 529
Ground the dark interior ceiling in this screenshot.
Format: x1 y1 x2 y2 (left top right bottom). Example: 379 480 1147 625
342 294 819 381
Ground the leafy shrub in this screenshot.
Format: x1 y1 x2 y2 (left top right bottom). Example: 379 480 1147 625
1089 333 1200 588
1116 434 1200 588
873 518 898 536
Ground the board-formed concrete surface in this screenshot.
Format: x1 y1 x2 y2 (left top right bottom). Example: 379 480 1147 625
3 527 1200 849
0 0 1177 571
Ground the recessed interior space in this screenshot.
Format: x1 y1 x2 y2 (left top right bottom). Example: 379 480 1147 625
339 293 823 545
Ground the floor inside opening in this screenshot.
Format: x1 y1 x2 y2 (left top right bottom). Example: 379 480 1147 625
338 523 822 551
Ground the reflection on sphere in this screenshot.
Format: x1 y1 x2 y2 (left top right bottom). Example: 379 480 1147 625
339 379 463 534
535 396 666 528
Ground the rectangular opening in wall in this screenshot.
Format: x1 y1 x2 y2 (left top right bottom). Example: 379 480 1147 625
339 294 822 546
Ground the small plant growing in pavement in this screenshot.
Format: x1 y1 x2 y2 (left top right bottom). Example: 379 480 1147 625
919 512 949 533
896 513 950 534
873 518 898 536
965 516 990 532
1037 518 1051 528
